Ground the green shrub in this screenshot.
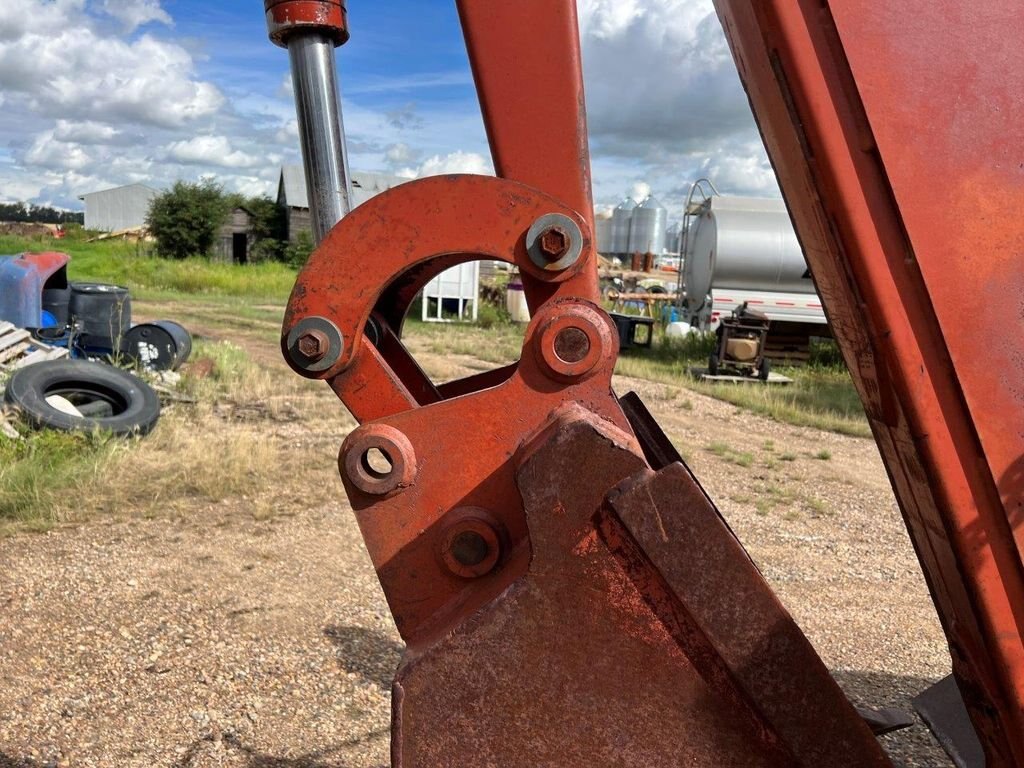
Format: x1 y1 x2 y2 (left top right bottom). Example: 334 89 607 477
284 230 315 268
476 301 512 329
147 180 232 260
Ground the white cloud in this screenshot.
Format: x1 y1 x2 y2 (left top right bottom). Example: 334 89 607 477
24 130 91 171
0 177 45 204
0 2 222 129
630 181 651 203
99 0 172 32
0 0 85 41
399 150 493 179
695 143 778 195
0 0 778 218
578 0 778 211
167 136 261 169
385 142 415 165
53 119 120 144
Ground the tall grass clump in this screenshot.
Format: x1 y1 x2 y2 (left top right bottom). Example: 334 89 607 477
0 429 122 528
0 234 296 303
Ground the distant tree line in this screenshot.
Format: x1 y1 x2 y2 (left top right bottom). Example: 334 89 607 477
146 180 312 266
0 202 84 225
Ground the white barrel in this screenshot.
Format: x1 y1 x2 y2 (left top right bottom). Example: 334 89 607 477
505 279 531 323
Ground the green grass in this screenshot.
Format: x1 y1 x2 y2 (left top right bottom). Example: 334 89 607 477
0 429 122 529
0 339 281 530
615 332 870 438
704 441 755 468
814 449 833 461
0 233 296 303
402 315 869 438
403 315 525 366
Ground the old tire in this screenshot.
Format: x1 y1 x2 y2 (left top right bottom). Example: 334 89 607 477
708 352 719 376
3 360 160 436
758 357 771 382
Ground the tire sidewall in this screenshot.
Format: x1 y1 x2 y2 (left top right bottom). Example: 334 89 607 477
4 360 161 436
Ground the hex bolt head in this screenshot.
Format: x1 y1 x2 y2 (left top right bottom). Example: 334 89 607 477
538 226 571 262
296 329 329 362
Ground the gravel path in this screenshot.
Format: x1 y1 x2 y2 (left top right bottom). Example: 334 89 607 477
0 313 956 767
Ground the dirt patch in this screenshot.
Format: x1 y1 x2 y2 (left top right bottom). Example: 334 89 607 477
0 309 954 767
0 222 58 238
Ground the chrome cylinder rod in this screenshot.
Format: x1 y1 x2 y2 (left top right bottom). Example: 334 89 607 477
265 0 352 244
288 33 353 243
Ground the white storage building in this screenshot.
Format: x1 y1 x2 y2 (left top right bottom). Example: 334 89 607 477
78 184 160 233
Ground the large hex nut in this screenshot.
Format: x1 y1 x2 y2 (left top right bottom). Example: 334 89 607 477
525 213 584 272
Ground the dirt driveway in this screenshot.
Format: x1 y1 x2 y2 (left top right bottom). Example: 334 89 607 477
0 302 954 767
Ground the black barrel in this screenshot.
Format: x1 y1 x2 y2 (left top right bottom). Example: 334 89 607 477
69 282 131 350
42 286 71 327
122 321 192 371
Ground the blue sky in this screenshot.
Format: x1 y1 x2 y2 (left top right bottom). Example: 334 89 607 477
0 0 777 216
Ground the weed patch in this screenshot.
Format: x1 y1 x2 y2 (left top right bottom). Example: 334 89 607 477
0 234 296 303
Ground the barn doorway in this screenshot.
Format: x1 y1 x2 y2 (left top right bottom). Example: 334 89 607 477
232 233 248 264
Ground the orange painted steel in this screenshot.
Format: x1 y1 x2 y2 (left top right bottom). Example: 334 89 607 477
456 0 599 305
282 173 891 761
713 0 1024 764
264 0 349 47
276 0 921 764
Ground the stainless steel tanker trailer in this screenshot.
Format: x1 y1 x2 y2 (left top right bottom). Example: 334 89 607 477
677 179 828 362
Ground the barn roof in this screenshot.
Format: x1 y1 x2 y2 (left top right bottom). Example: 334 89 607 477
277 166 410 210
78 183 160 201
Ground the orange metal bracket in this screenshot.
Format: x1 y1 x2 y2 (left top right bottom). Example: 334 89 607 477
713 1 1024 763
276 0 914 764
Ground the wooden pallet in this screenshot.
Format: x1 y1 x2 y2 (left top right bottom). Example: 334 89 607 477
0 321 69 371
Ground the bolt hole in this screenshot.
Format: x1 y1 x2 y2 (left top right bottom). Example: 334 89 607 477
362 448 393 480
450 530 490 567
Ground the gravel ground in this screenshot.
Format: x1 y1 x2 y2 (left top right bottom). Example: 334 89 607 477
0 316 956 767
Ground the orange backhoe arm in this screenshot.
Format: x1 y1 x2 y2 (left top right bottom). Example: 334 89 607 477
267 0 1024 765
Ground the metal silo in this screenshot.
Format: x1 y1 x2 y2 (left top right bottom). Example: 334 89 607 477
610 197 636 256
594 211 614 255
665 222 682 255
628 195 667 255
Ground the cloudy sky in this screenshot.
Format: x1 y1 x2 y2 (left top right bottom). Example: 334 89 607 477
0 0 779 218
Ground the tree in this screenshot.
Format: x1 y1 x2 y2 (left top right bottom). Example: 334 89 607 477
146 180 231 259
0 201 83 225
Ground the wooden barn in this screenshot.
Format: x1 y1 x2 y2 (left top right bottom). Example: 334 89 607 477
276 166 409 243
215 207 255 264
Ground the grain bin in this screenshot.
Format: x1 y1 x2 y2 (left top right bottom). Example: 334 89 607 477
594 210 614 255
610 197 636 256
628 195 667 256
665 222 682 255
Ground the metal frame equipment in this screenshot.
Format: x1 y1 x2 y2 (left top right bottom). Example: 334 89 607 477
266 0 1024 765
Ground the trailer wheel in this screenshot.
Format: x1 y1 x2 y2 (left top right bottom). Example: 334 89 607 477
3 360 160 436
758 357 771 382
